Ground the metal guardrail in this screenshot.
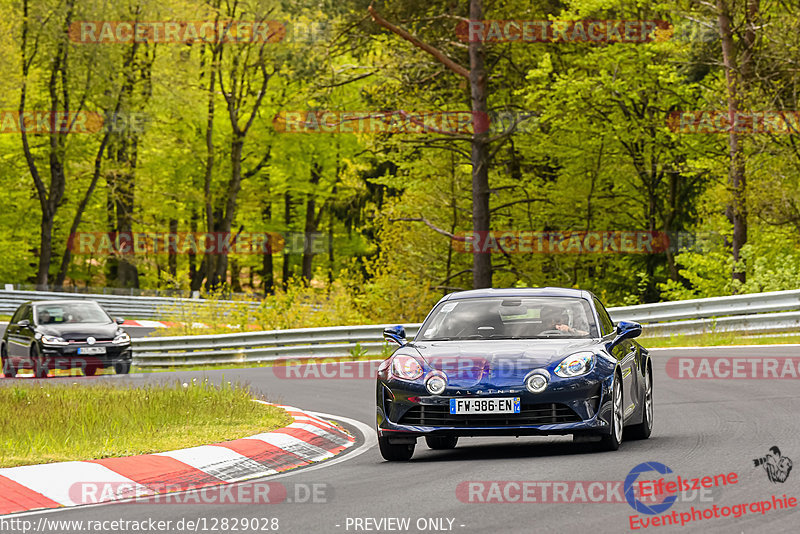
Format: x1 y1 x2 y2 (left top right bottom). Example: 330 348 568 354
130 289 800 367
132 325 422 367
608 289 800 324
0 288 258 320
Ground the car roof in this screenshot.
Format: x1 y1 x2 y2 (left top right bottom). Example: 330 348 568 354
28 300 101 306
441 287 596 302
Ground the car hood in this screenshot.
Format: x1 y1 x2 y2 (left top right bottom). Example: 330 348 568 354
410 338 599 389
37 322 119 341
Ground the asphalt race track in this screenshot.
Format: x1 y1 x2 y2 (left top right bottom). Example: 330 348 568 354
5 345 800 534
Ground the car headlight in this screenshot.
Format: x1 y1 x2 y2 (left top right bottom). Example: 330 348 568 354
425 373 447 395
113 332 131 345
41 334 68 346
391 354 423 380
554 352 595 378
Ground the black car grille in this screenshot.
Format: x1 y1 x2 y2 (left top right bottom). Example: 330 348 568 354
398 403 582 427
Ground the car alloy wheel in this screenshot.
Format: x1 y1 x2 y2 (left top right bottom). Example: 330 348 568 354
599 376 622 451
626 368 653 440
32 345 49 379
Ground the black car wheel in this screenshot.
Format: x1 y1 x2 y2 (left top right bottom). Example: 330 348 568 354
114 362 131 375
598 375 622 451
626 367 653 440
1 345 16 378
32 345 49 379
425 436 458 450
378 435 415 461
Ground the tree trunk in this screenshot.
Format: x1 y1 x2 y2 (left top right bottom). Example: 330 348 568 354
54 133 110 286
301 162 323 283
189 211 203 291
230 258 242 292
201 44 218 291
262 202 274 296
168 218 178 280
282 192 292 289
469 0 492 289
211 134 245 287
20 0 75 288
717 0 754 286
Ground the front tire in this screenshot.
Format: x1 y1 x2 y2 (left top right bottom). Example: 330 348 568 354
378 435 415 461
32 345 49 379
114 362 131 375
1 345 16 378
626 367 653 440
425 435 458 450
598 376 622 451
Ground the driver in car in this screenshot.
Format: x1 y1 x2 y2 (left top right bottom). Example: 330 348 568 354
541 306 588 336
38 310 52 324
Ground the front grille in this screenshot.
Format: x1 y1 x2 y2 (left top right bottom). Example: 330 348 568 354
398 403 582 427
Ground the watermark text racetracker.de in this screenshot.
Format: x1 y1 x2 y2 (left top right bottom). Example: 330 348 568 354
666 357 800 379
68 231 327 256
69 480 331 505
454 19 672 43
456 478 720 504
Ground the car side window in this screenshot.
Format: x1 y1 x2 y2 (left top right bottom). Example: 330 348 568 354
594 299 615 336
10 306 25 324
13 305 29 325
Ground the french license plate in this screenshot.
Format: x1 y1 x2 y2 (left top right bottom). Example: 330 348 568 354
78 346 106 355
449 397 520 415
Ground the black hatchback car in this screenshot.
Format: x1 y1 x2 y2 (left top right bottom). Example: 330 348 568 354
1 300 132 378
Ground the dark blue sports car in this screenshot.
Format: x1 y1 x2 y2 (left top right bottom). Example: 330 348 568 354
376 287 652 461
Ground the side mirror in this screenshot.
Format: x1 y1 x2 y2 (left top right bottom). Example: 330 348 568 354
115 317 125 325
383 325 407 346
610 321 642 347
17 319 31 329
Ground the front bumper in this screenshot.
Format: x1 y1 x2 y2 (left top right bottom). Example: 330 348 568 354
40 343 132 369
377 372 615 440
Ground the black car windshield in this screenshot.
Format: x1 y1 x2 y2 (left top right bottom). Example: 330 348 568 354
418 296 599 340
34 302 111 325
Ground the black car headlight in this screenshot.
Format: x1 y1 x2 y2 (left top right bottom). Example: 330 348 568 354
113 331 131 345
554 352 595 378
40 334 68 346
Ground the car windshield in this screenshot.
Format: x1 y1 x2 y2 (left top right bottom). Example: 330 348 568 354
34 302 111 325
418 296 598 341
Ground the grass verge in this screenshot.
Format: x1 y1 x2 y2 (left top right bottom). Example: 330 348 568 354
0 380 291 468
